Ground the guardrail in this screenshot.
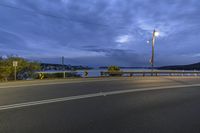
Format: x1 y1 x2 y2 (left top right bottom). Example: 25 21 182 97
100 70 200 77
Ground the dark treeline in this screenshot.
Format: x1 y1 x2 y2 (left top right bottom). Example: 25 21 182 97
158 62 200 70
40 63 92 71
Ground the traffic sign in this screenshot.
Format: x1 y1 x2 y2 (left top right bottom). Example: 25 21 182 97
13 61 18 67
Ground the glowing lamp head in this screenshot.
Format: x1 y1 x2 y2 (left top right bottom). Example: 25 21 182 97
154 31 159 37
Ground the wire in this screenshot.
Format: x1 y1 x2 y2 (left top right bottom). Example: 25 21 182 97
0 2 131 30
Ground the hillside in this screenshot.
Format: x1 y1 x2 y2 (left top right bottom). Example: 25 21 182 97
159 62 200 70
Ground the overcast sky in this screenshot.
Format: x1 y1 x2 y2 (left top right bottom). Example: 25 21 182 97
0 0 200 67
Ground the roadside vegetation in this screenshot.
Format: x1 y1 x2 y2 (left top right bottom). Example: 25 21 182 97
37 72 80 79
107 66 122 76
0 56 41 81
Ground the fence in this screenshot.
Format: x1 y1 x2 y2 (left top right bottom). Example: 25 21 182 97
100 70 200 77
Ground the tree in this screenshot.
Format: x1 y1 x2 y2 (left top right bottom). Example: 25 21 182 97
107 66 122 76
0 56 41 81
108 66 120 72
0 59 12 81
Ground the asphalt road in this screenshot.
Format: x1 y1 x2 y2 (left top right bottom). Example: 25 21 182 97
1 77 200 133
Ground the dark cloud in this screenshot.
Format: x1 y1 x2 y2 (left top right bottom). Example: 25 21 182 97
0 0 200 66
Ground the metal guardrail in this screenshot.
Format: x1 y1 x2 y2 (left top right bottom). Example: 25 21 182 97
100 70 200 77
36 70 74 74
35 70 200 78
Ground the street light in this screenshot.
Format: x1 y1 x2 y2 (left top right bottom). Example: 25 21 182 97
148 29 159 74
154 31 159 37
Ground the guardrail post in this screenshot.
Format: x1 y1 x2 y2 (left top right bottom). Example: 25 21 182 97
130 73 133 77
63 72 66 79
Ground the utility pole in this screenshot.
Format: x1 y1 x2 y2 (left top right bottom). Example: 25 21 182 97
149 29 159 76
61 56 65 78
62 56 64 66
151 29 156 69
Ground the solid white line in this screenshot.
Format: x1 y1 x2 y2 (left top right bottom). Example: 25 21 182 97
1 83 200 111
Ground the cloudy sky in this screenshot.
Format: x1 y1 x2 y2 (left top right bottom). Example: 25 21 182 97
0 0 200 67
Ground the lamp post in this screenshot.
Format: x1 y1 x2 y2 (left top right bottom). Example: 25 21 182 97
148 29 159 75
61 56 65 78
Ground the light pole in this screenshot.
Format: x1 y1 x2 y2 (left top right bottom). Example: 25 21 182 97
148 29 159 75
61 56 65 78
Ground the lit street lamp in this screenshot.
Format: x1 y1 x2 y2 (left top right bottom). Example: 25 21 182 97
147 29 159 73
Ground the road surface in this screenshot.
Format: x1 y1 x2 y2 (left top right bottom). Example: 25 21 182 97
0 77 200 133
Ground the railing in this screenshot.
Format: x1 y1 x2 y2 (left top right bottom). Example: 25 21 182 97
100 70 200 77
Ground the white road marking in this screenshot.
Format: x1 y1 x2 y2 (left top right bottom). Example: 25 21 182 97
0 83 200 111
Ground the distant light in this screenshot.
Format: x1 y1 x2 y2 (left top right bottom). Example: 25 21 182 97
154 31 159 37
147 40 150 44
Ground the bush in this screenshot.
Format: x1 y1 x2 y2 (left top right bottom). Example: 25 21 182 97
36 72 81 79
0 56 41 81
107 66 122 76
108 66 120 72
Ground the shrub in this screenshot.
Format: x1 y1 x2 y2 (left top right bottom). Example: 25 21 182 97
0 56 41 81
107 66 122 76
36 72 81 79
108 66 120 72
